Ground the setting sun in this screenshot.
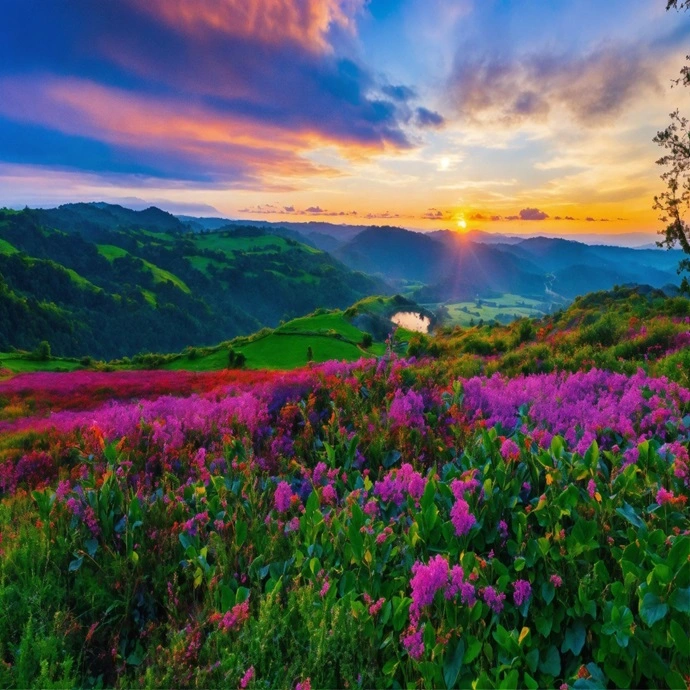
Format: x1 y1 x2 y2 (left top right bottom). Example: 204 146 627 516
457 217 467 230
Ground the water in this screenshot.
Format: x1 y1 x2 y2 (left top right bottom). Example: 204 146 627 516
391 311 431 333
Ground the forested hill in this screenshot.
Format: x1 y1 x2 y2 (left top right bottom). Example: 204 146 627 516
0 208 387 358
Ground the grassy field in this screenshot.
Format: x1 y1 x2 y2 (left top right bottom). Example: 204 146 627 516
0 238 18 255
0 353 82 373
97 244 190 293
434 293 551 326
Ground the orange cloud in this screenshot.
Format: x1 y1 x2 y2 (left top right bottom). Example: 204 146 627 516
127 0 364 51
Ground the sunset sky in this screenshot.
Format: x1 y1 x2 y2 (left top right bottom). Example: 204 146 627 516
1 0 689 236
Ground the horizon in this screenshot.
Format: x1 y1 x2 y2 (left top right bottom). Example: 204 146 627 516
1 1 689 238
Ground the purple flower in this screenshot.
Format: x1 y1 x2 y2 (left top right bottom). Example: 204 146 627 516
274 481 293 513
513 579 532 607
450 498 476 537
410 554 449 615
500 439 520 461
388 388 425 430
401 627 425 660
483 586 506 614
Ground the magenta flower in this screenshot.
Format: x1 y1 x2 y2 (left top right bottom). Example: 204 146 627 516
513 579 532 607
274 481 293 513
500 438 520 461
401 627 425 660
410 554 449 615
656 487 675 505
550 574 563 588
240 666 255 688
450 497 476 537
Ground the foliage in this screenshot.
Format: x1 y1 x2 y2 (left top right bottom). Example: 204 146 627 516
0 317 688 687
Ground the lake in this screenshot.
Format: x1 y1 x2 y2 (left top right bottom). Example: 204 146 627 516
391 311 431 333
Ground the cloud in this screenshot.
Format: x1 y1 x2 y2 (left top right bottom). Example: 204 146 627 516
447 44 661 126
415 107 445 128
0 0 444 187
382 84 417 102
586 216 595 221
519 207 549 221
127 0 364 52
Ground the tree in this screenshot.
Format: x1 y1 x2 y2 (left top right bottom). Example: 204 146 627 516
361 333 373 349
306 346 314 362
655 1 690 274
33 340 52 361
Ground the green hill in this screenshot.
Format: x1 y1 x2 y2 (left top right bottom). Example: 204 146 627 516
0 206 388 359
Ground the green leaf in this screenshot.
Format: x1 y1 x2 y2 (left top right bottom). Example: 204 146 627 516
68 555 83 572
179 533 192 551
539 645 561 677
348 520 364 564
235 520 247 548
523 672 539 690
671 619 690 657
382 658 398 676
463 638 482 665
604 661 631 689
443 638 464 689
640 593 668 627
616 502 646 531
666 671 686 690
541 581 555 605
383 450 401 468
669 587 690 613
84 538 98 557
562 620 586 656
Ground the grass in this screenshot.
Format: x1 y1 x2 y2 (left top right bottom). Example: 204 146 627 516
0 238 18 255
0 353 82 373
436 293 550 326
97 244 190 293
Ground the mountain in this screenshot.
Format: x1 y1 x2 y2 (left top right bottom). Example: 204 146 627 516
0 206 387 358
335 227 683 302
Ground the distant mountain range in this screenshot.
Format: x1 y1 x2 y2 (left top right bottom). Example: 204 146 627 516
0 201 684 358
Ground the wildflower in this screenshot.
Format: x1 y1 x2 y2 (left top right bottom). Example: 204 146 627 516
656 487 675 505
410 554 449 614
368 598 385 616
274 481 293 513
319 580 330 598
482 586 506 614
550 574 563 588
513 579 532 607
240 667 255 689
500 439 520 462
450 498 476 537
401 627 425 660
498 519 509 540
219 601 250 632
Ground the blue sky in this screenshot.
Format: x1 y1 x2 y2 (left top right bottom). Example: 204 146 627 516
0 0 688 236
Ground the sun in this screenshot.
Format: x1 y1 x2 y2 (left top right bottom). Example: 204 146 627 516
457 218 467 230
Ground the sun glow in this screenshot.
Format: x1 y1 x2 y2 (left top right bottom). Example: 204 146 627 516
457 217 467 230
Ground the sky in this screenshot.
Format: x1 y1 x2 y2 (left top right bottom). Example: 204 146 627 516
0 0 689 238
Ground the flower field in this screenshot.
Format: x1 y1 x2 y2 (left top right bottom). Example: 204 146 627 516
0 344 688 689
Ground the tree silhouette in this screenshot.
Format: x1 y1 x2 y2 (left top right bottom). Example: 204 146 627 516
655 1 690 274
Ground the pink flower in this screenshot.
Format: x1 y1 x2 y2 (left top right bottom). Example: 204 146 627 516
656 487 675 505
319 580 330 598
500 439 520 461
550 574 563 588
587 479 597 499
368 597 385 616
274 481 293 513
401 627 425 660
240 667 255 689
219 601 250 632
410 554 449 615
450 498 476 537
296 679 311 690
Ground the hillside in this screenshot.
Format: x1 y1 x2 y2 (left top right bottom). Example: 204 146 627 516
0 206 387 358
0 285 688 689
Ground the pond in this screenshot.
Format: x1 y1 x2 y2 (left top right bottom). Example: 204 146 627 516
390 311 431 334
